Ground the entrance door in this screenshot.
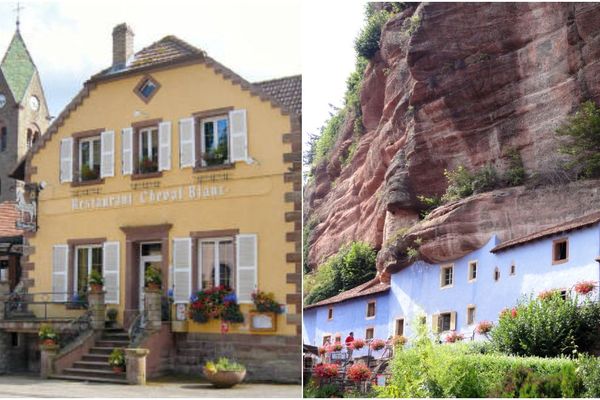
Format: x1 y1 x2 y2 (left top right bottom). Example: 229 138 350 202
139 242 162 311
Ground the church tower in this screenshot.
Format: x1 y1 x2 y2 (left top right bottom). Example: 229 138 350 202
0 23 50 202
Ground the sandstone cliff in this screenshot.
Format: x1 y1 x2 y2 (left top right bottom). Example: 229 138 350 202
305 2 600 277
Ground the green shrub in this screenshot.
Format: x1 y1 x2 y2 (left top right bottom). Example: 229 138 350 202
441 165 475 202
489 365 578 398
577 354 600 397
417 195 442 218
303 382 342 398
471 163 499 193
355 9 392 60
405 14 421 35
502 147 526 186
304 242 376 305
314 109 346 164
490 291 600 358
345 57 368 113
557 100 600 179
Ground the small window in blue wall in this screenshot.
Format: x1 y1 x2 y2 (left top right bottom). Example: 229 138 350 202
441 265 454 287
494 267 500 282
366 301 376 318
365 327 374 340
468 261 477 282
552 238 568 264
510 264 516 276
327 307 333 320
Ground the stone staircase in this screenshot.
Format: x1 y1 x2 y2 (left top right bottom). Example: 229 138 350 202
49 326 130 384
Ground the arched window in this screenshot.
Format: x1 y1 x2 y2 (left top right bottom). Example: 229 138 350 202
0 127 7 152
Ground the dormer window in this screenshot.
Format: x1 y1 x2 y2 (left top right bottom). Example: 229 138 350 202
134 75 160 103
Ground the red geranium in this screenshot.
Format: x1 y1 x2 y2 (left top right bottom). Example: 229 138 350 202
538 289 559 300
476 320 493 335
318 347 326 356
511 308 518 318
327 343 343 353
313 363 339 379
350 338 365 350
370 339 386 351
575 281 596 295
444 331 464 343
346 363 371 383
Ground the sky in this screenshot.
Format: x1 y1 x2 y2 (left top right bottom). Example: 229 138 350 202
0 0 302 117
302 0 366 146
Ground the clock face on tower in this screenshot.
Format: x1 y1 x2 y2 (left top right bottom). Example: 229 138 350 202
0 94 6 109
29 96 39 111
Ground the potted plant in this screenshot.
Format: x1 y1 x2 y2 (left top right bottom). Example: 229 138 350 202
88 270 104 293
203 357 246 388
188 286 243 324
38 324 58 347
476 320 493 335
139 156 158 174
145 266 162 290
574 280 596 295
106 308 118 326
203 142 228 166
444 331 465 343
370 339 386 351
249 290 282 332
108 348 126 374
80 164 99 181
350 338 365 350
346 363 371 383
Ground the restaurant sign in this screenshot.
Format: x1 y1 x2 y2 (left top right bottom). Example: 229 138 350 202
72 184 226 211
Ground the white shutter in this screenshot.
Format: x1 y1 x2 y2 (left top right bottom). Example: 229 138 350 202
121 127 133 175
236 233 257 303
229 109 248 162
52 245 68 302
179 118 195 168
100 130 115 178
103 241 120 304
59 138 73 183
158 121 172 171
173 238 192 303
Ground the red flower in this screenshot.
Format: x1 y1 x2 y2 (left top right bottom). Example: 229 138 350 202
538 289 558 300
318 347 326 356
511 308 517 318
313 363 339 378
575 281 596 295
444 331 464 343
350 338 365 350
370 339 386 351
346 363 371 383
475 321 493 335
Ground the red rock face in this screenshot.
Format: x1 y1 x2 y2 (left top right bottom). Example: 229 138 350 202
306 3 600 271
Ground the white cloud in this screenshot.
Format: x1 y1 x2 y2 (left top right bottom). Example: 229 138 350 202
0 0 301 115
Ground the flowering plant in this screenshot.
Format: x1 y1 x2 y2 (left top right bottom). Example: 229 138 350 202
444 331 465 343
188 286 244 324
476 320 493 335
370 339 386 351
318 346 327 356
350 338 365 350
538 289 559 300
392 335 408 347
328 343 343 352
575 281 596 295
346 363 371 383
313 363 339 379
38 324 58 345
251 290 283 314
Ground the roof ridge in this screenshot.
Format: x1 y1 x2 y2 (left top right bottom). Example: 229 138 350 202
254 74 301 84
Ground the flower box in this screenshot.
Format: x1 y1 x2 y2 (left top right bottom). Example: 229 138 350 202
249 311 277 332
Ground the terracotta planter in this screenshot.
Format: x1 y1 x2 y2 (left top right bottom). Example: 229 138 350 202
89 284 103 293
42 338 57 347
112 366 125 374
203 368 246 388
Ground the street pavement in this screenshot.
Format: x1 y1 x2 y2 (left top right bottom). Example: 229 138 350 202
0 374 302 398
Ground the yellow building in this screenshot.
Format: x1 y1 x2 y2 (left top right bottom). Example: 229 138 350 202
14 24 301 382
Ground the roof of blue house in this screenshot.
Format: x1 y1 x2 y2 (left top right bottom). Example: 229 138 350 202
491 211 600 253
304 278 390 310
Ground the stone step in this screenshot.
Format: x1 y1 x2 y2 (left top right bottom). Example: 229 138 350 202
102 332 129 340
62 367 125 379
49 374 127 384
81 354 109 362
96 340 129 348
72 360 113 371
89 347 115 355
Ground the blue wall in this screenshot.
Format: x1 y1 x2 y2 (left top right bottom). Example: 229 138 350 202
304 224 600 345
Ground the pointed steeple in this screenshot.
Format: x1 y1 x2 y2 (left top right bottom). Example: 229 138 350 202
0 29 36 103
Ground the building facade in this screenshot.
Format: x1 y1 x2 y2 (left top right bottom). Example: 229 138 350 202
304 213 600 353
15 24 301 381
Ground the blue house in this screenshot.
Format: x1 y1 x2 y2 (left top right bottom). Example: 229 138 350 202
304 212 600 349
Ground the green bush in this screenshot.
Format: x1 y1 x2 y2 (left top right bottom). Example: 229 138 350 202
314 109 346 164
557 100 600 179
577 354 600 397
304 242 376 305
441 165 475 202
489 364 580 398
471 163 499 193
490 291 600 358
303 382 342 398
355 9 392 60
502 148 526 186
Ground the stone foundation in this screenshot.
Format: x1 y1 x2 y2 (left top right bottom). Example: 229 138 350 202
173 333 301 383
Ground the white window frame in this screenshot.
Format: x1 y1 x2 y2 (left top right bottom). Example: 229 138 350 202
138 127 159 164
200 115 230 167
73 245 102 293
198 237 235 290
78 136 101 180
440 264 454 288
466 304 476 325
468 260 477 283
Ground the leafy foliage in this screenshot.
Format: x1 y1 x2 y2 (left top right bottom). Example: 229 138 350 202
501 147 526 186
204 357 245 373
577 354 600 398
304 242 377 305
355 7 392 60
490 291 600 358
417 195 442 219
144 265 162 287
108 348 125 368
188 286 244 324
313 108 346 165
304 382 342 398
557 100 600 178
88 269 104 286
251 290 283 314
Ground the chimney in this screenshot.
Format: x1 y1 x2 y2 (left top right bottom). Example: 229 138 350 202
112 23 134 69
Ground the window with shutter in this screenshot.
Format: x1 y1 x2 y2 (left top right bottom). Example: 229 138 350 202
179 118 195 168
158 121 171 171
236 234 257 303
172 238 192 304
100 130 115 178
59 138 73 183
52 245 68 302
229 109 247 162
121 127 133 175
103 242 120 304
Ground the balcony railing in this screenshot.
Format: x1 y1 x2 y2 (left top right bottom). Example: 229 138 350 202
4 291 88 321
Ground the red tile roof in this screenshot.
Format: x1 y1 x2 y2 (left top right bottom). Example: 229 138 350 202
491 211 600 253
254 75 302 116
0 202 23 238
304 278 390 310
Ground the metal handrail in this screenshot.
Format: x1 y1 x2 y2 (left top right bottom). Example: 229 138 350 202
128 310 148 347
4 291 88 320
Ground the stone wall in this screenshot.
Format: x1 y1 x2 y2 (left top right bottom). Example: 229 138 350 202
173 332 301 383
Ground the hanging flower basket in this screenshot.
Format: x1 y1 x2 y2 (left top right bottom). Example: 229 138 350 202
574 281 596 295
350 338 365 350
475 320 493 335
346 363 371 383
444 331 465 343
370 339 386 351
